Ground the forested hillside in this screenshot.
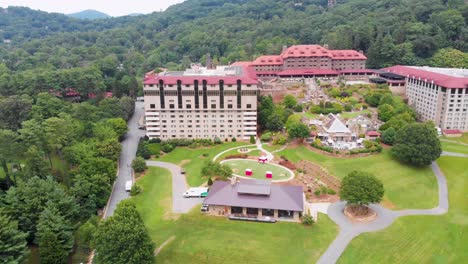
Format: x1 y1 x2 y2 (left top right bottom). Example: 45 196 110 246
0 0 467 97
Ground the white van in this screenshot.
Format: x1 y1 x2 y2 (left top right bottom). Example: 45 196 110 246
183 187 208 198
125 180 132 192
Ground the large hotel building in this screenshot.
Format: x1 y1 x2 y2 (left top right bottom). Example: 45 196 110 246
383 66 468 131
249 45 370 79
143 65 259 140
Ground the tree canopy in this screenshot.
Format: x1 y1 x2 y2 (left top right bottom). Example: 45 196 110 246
392 122 442 166
340 171 385 206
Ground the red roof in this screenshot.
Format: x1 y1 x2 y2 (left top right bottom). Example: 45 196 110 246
231 61 252 67
278 69 339 76
367 131 381 137
143 66 259 86
252 55 283 66
339 69 375 74
255 71 280 75
280 45 366 60
443 129 462 135
382 65 468 89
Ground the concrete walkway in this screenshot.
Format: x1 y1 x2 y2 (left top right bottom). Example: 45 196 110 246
146 161 204 213
442 151 468 158
256 139 274 161
317 160 450 264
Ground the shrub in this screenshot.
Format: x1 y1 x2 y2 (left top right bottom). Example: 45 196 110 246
327 188 336 195
249 135 256 144
207 177 213 186
301 214 315 226
260 132 272 142
161 143 175 153
130 184 142 196
136 139 151 159
344 104 352 112
132 157 147 173
272 134 287 145
149 138 161 143
293 104 303 112
225 154 248 159
202 153 209 157
214 137 222 144
314 189 321 196
310 141 333 153
231 137 237 142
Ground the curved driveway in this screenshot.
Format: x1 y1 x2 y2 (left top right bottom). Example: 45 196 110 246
317 160 450 264
145 161 204 213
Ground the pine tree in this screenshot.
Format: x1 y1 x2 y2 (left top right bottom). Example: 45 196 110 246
0 211 29 264
36 203 74 264
94 200 155 264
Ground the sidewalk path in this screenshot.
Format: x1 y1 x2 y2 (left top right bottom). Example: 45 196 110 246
442 151 468 158
317 160 449 264
146 161 203 213
256 139 274 161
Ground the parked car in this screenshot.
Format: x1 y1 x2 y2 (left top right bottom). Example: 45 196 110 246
183 187 208 198
200 204 209 212
180 169 186 174
125 180 132 192
138 125 146 130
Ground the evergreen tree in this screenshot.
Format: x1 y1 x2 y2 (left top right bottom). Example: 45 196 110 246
0 211 29 264
93 200 155 264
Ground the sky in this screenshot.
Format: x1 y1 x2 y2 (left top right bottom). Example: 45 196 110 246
0 0 185 16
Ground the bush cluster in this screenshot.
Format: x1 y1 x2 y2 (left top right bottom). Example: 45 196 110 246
310 142 333 153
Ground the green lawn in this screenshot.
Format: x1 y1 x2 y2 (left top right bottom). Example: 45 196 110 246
441 133 468 144
133 167 339 264
441 141 468 154
262 143 286 153
278 147 437 209
340 110 371 119
155 142 248 186
222 159 293 181
216 147 261 160
338 156 468 263
147 143 161 155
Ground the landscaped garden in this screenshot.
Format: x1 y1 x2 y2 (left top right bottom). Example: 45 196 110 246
337 156 468 263
278 147 438 209
154 142 248 186
133 167 339 264
222 159 294 181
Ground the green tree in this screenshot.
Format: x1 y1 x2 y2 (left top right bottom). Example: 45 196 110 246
0 211 29 264
95 138 121 161
0 95 32 131
283 94 297 109
381 127 397 145
287 123 310 141
72 173 111 216
0 129 22 186
24 145 49 179
93 200 155 264
36 203 74 264
201 161 233 180
340 171 384 214
3 176 78 242
378 104 395 122
265 112 284 132
105 118 128 140
430 48 468 68
132 157 147 173
392 122 442 166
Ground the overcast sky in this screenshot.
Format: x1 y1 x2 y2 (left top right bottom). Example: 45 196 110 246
0 0 185 16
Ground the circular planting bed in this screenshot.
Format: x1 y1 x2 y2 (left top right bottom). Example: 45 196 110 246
221 159 294 182
344 205 377 223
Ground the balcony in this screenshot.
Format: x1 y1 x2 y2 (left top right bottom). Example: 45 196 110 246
146 127 160 131
244 131 257 136
243 121 257 126
146 116 160 121
243 116 257 121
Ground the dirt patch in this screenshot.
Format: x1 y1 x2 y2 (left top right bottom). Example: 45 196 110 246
344 205 377 222
161 197 180 220
380 199 396 209
179 159 191 167
309 194 340 203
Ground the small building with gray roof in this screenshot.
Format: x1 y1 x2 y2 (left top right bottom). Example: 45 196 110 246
203 179 304 222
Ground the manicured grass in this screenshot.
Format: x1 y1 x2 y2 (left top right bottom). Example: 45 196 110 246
340 110 371 119
216 147 260 160
441 133 468 144
147 143 161 155
222 159 293 181
338 156 468 263
134 167 339 264
441 141 468 154
155 142 248 186
262 143 286 153
278 147 438 209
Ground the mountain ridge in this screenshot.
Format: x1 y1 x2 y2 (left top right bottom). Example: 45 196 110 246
67 9 111 20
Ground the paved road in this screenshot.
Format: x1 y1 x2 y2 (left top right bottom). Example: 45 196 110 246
104 101 146 218
317 161 450 264
146 161 204 213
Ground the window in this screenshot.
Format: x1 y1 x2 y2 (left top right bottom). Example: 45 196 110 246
186 104 192 109
211 104 216 108
228 104 233 109
150 104 155 109
246 104 252 109
169 104 175 109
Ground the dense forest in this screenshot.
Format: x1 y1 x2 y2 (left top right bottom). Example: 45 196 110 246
0 0 467 97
